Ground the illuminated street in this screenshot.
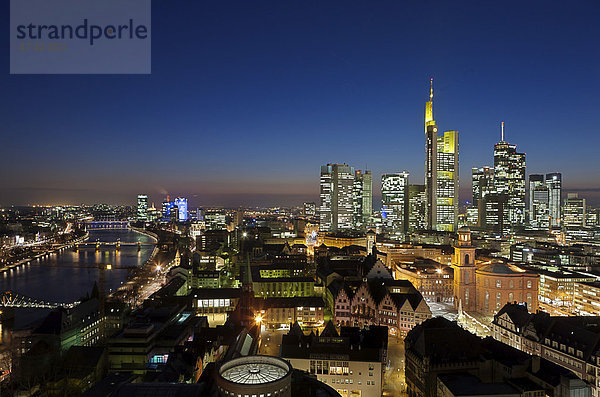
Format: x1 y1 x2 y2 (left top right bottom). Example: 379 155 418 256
428 301 458 321
383 336 406 396
258 327 286 357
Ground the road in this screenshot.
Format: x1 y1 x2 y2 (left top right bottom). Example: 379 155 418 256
258 327 286 357
383 336 406 396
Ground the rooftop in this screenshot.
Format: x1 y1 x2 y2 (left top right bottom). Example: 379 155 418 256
218 356 291 385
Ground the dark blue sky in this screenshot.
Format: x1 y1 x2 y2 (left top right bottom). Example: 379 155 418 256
1 1 599 207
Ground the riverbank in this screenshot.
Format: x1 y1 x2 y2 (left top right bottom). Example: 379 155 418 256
0 231 90 274
108 228 177 306
130 226 159 242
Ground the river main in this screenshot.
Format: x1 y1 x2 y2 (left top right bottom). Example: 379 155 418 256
0 229 156 329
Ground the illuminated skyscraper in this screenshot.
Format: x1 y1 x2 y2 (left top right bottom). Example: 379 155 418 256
493 122 526 230
472 166 495 226
406 184 426 232
528 174 544 221
472 167 495 208
424 79 459 231
162 197 175 221
436 130 459 231
425 79 437 229
480 193 509 234
136 194 148 221
382 172 409 236
174 197 188 222
563 193 586 228
545 172 562 227
530 185 550 229
319 163 354 232
353 170 372 228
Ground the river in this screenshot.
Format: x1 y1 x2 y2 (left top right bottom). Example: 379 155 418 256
0 229 155 330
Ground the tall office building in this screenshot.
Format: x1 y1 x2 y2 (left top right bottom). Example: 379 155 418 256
319 164 354 232
493 122 526 230
136 194 148 222
353 170 372 228
361 170 373 223
480 193 509 234
472 167 495 208
530 184 550 229
381 172 409 235
303 202 317 217
563 193 586 228
424 79 459 231
162 196 175 221
425 79 437 230
545 172 562 227
436 130 459 231
528 174 545 221
174 197 188 222
406 184 427 232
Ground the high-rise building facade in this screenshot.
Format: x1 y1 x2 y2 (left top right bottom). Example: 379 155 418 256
436 131 459 231
528 174 544 220
528 174 549 229
425 79 437 230
480 193 508 234
472 166 495 209
381 172 409 235
174 197 188 222
563 193 586 228
303 202 317 217
353 170 372 228
531 185 550 229
471 166 495 226
136 194 148 221
162 197 175 221
424 79 459 232
493 122 526 231
406 184 426 232
545 172 562 227
319 164 354 232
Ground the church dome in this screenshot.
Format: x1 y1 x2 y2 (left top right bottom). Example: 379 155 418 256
477 260 525 275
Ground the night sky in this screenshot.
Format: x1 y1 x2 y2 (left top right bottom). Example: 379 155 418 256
1 1 599 208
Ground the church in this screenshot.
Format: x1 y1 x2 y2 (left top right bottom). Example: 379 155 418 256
451 227 539 316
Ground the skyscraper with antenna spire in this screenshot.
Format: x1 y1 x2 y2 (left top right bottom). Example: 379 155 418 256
493 121 526 230
424 78 459 232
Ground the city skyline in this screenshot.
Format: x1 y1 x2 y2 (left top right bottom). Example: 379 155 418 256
1 1 600 207
3 2 600 396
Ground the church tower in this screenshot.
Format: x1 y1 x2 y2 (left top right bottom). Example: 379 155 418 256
451 227 477 312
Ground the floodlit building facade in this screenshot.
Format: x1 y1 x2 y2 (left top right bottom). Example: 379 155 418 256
174 197 188 222
424 79 459 232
